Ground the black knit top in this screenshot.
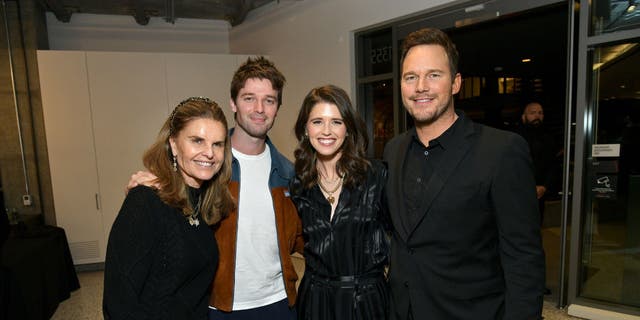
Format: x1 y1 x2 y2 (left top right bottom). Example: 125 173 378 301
103 186 218 320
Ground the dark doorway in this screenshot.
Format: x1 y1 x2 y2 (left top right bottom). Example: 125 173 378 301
446 3 569 303
449 4 568 136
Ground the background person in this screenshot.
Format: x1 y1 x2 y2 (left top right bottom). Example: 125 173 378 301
104 97 234 320
513 101 557 222
289 85 389 320
383 28 545 319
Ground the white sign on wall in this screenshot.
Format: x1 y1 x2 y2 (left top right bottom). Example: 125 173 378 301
592 144 621 157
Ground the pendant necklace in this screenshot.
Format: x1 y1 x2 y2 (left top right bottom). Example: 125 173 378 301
187 213 200 227
318 176 343 205
187 197 201 227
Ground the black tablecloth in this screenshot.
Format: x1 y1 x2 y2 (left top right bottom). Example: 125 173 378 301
1 224 80 320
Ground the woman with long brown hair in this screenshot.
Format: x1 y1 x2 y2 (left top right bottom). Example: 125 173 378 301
290 85 389 319
103 97 234 320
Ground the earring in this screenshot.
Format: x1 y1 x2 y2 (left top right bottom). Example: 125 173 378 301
172 155 178 172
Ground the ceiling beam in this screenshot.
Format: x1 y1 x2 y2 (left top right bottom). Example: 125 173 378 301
226 0 251 26
39 0 71 22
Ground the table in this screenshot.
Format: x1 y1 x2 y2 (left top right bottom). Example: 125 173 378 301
1 224 80 320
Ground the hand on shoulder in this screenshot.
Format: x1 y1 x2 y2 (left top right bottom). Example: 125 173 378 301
125 171 160 194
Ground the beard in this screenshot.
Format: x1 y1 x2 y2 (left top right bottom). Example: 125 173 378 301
234 113 274 139
525 119 542 128
405 95 454 126
238 122 271 139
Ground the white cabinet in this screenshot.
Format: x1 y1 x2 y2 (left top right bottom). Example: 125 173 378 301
39 51 104 264
86 52 169 247
38 50 246 264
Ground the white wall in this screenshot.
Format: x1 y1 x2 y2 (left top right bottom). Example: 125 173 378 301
39 51 248 263
45 0 461 159
228 0 455 159
47 12 231 53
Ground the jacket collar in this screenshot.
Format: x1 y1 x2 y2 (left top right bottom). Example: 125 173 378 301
228 128 294 188
392 110 477 240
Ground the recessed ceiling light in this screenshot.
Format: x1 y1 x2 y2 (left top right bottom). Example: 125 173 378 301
521 58 532 63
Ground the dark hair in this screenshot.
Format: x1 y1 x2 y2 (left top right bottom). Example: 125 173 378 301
293 85 370 190
143 97 234 225
401 28 459 77
230 56 286 108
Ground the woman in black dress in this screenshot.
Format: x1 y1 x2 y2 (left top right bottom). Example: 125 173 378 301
290 85 389 319
103 97 234 320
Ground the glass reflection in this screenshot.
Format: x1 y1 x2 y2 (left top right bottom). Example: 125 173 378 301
362 80 394 158
358 29 392 77
591 0 640 35
580 41 640 307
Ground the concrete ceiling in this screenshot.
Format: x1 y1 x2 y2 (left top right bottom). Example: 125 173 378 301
40 0 278 26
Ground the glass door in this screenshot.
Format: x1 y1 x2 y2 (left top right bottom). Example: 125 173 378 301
566 0 640 315
356 28 395 158
579 42 640 307
578 41 640 309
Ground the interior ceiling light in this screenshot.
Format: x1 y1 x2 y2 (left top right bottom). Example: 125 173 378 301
521 58 532 63
593 43 638 70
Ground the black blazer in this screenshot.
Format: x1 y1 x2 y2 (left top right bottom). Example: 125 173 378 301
383 111 545 320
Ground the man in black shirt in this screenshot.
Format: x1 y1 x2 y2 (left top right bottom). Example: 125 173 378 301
383 28 545 320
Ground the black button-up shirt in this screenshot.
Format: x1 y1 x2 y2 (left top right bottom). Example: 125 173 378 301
403 118 462 226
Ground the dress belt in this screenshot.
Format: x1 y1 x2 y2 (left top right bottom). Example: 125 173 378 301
307 271 384 287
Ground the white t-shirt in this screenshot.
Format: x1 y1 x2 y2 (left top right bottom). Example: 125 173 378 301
230 145 286 310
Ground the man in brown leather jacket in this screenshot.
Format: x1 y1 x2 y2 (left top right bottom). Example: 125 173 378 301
208 56 303 319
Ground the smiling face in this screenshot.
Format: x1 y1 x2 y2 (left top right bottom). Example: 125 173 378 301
169 118 227 188
306 102 347 162
400 44 461 126
230 77 279 140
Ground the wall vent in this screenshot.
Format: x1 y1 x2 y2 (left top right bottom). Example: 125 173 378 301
69 240 100 262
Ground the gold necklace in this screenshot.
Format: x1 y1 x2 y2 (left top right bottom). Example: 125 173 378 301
319 174 340 184
318 169 340 184
318 176 343 205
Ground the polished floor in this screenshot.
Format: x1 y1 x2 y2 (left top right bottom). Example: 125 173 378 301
51 255 583 320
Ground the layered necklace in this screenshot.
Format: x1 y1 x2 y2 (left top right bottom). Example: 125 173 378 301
317 174 343 205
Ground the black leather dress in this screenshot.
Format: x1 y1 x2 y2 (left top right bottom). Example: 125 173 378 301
290 160 389 320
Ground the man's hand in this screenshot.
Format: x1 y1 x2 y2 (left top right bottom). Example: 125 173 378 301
535 185 546 199
126 171 160 194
